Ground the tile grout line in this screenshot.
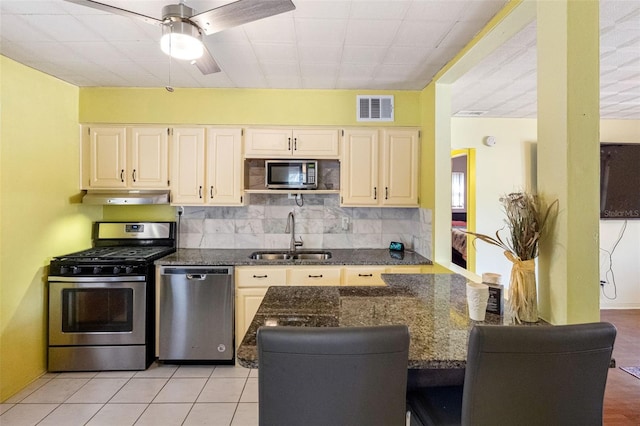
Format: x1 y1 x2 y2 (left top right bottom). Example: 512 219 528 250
229 375 251 426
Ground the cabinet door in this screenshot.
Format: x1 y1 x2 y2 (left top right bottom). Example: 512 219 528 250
170 128 205 204
130 127 169 188
236 287 269 347
287 267 342 286
382 129 419 206
292 129 339 158
88 127 127 188
206 128 244 205
342 266 387 286
341 129 379 206
244 128 292 157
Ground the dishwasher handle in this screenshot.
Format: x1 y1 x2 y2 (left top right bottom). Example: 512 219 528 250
187 274 206 280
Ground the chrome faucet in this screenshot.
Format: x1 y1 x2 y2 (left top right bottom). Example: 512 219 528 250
285 211 303 253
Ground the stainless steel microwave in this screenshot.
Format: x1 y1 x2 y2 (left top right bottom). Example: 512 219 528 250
266 160 318 189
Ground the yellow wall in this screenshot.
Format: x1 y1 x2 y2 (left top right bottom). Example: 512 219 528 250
79 88 422 126
0 57 102 401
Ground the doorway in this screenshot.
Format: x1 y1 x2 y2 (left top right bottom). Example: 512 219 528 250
451 149 476 272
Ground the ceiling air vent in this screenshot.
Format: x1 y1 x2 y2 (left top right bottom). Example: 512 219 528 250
357 95 394 122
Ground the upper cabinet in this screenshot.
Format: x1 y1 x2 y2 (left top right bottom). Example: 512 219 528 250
171 127 244 206
341 128 419 207
244 128 339 158
81 126 169 190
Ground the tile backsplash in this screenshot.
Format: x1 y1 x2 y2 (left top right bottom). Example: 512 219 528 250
179 193 432 259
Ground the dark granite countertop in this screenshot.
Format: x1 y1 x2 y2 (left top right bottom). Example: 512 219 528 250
155 248 432 266
236 273 548 369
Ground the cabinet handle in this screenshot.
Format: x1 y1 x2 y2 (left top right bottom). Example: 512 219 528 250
210 186 214 198
374 187 377 200
358 274 373 277
385 187 388 200
253 274 268 278
199 186 202 199
120 169 125 182
288 137 291 151
294 137 297 150
132 169 137 182
308 274 323 278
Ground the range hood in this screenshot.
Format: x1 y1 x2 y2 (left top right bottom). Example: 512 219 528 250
82 190 170 205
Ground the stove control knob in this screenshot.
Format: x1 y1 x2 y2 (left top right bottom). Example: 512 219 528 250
125 266 134 274
93 266 102 275
113 266 121 274
72 266 81 274
60 266 69 275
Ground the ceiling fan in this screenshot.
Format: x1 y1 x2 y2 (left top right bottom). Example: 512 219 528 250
65 0 296 74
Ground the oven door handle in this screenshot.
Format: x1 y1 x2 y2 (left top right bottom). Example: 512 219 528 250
48 276 146 282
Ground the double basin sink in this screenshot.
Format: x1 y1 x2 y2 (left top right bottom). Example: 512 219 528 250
249 250 332 261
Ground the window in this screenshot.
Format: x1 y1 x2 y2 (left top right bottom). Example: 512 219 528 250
452 172 465 209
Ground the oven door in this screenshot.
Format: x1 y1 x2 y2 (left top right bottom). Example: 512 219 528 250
48 277 146 346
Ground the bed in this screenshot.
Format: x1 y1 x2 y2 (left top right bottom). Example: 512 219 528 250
452 212 467 268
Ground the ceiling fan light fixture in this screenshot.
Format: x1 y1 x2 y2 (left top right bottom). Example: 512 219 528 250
160 21 203 61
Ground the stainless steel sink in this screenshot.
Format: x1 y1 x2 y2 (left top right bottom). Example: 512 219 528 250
291 252 332 260
249 251 332 261
249 251 291 260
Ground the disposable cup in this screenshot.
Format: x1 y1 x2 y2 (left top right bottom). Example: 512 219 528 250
466 282 490 321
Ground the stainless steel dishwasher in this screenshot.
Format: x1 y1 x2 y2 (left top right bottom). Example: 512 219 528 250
158 266 234 362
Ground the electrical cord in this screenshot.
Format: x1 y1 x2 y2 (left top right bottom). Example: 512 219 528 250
295 194 304 207
600 220 627 300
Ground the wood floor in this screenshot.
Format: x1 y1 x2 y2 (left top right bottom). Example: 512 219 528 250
601 309 640 425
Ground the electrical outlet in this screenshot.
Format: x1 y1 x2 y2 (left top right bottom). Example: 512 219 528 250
342 217 349 231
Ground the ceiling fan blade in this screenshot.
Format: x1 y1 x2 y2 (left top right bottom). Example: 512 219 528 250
64 0 163 27
194 46 221 75
190 0 295 36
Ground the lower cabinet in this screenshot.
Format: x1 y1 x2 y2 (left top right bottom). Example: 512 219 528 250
235 267 287 347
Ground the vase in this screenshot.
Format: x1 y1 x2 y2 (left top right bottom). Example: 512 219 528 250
505 252 538 323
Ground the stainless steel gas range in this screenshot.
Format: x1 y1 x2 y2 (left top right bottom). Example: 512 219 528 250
47 222 176 372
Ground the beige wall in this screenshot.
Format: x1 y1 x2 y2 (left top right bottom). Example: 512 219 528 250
451 116 640 308
0 57 102 401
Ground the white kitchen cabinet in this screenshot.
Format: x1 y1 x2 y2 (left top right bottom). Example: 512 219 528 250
236 287 269 346
244 128 339 158
171 127 244 206
129 127 170 189
342 266 387 286
340 128 379 206
341 128 419 207
206 128 244 205
170 127 206 204
82 126 169 190
235 267 287 347
287 266 342 286
381 129 419 206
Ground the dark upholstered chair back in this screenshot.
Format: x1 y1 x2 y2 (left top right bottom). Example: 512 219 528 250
461 322 617 425
258 325 410 426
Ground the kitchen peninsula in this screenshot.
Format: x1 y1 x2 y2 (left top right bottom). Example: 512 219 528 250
236 274 543 370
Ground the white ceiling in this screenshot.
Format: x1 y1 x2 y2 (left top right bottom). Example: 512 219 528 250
1 0 639 119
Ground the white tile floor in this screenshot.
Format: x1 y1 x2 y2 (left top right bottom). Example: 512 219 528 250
0 363 259 426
